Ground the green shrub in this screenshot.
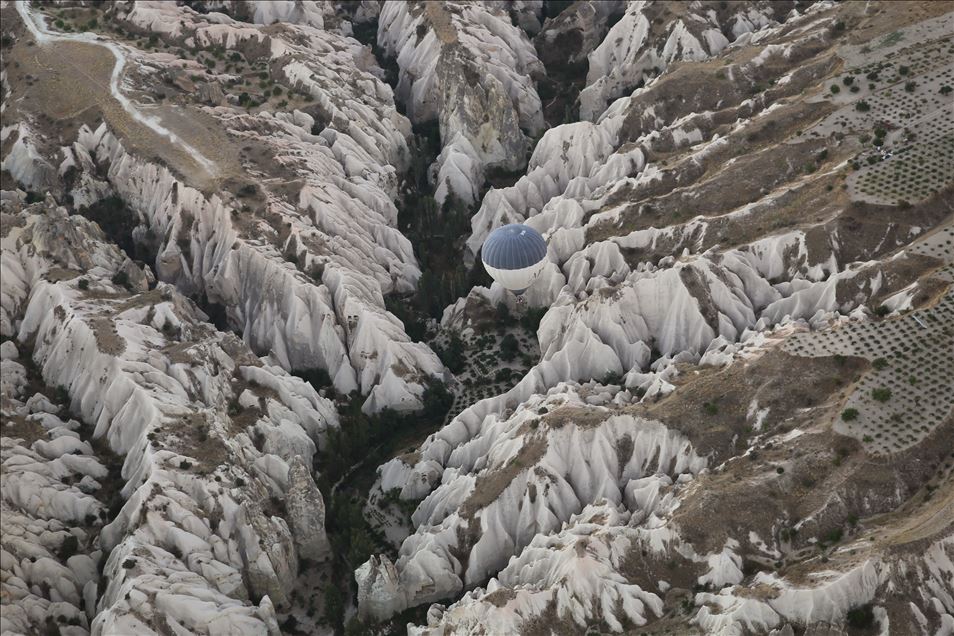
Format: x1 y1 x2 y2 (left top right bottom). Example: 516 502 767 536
436 332 466 374
871 387 891 402
293 367 334 393
841 408 859 421
323 585 344 630
846 604 875 629
499 333 520 362
58 534 79 560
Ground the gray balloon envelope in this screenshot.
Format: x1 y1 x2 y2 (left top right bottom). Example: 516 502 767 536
481 224 548 293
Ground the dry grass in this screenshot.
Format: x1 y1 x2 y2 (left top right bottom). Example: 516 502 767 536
460 432 547 519
0 415 48 447
91 317 126 356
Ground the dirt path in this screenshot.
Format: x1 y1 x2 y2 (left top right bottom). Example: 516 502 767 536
11 1 239 192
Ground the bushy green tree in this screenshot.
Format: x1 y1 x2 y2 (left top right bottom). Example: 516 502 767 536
499 333 520 362
323 585 344 630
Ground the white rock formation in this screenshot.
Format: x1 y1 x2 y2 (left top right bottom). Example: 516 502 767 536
579 0 796 121
45 0 447 414
357 385 706 619
285 456 331 561
1 200 337 633
408 503 665 635
693 537 954 635
1 399 107 636
377 1 545 206
466 120 623 258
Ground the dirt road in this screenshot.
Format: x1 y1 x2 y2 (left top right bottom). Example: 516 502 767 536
10 1 239 193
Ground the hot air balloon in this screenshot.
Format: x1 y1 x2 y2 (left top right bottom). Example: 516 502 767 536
481 223 548 295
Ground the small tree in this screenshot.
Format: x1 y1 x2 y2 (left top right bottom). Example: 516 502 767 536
323 585 344 630
439 332 467 374
495 302 511 325
499 333 520 362
846 604 875 629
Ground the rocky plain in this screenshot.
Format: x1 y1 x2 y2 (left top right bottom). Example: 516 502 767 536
1 1 952 635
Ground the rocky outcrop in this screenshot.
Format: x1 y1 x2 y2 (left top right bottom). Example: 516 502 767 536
355 555 405 622
54 0 447 414
378 1 545 206
408 503 666 635
1 199 336 633
285 456 331 561
359 2 954 630
358 385 706 618
4 1 953 635
579 0 802 120
1 376 108 636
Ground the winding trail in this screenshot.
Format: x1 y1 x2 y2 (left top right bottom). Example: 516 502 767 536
15 0 219 179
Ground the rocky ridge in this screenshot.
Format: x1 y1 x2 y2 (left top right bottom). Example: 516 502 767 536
1 1 952 635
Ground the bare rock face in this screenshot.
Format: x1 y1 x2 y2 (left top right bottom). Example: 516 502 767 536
16 0 446 415
238 497 298 608
285 456 331 561
534 0 625 68
357 2 954 632
3 1 954 635
437 44 529 175
360 386 706 618
355 555 407 622
378 1 545 206
579 0 799 120
1 200 339 633
196 80 226 106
